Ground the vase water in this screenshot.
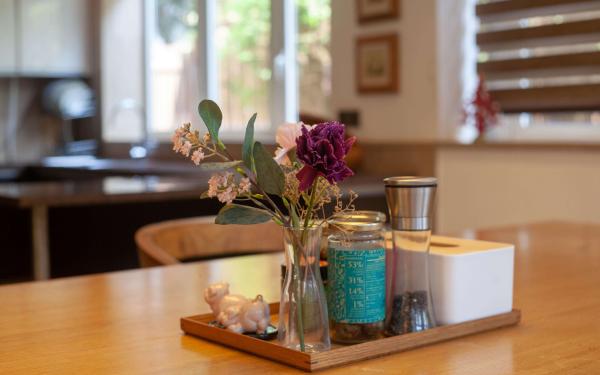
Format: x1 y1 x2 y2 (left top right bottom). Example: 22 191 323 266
278 226 330 352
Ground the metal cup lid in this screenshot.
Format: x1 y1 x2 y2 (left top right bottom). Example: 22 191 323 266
384 176 437 187
384 176 437 231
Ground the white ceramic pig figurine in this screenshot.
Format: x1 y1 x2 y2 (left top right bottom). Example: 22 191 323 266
219 305 243 331
203 282 248 325
203 283 270 334
228 295 271 334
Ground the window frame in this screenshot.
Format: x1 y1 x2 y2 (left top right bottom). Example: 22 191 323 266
144 0 299 144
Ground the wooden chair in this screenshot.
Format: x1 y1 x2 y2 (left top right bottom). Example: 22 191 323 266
135 216 283 267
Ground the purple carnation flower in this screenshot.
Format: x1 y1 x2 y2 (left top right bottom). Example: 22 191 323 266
295 122 356 191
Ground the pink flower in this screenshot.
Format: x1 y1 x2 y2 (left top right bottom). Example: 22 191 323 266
207 172 240 204
206 172 251 204
180 141 192 157
208 172 228 197
175 126 187 136
191 149 205 165
172 135 184 152
238 178 251 194
296 122 355 191
172 125 189 152
274 122 308 165
217 186 237 205
207 175 220 197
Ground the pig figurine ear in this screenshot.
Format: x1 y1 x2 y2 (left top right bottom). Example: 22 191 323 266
203 282 230 315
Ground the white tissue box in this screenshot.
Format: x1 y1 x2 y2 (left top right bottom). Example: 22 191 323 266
429 235 515 325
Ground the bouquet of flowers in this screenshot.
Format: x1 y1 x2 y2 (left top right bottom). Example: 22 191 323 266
173 99 357 352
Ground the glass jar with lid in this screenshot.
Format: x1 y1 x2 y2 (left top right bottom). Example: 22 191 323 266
327 211 387 344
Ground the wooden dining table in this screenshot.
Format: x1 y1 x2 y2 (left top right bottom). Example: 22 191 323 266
1 221 599 374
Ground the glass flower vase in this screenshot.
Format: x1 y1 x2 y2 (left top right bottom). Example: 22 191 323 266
278 226 331 352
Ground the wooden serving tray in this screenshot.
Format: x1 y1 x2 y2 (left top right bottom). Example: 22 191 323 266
181 303 521 372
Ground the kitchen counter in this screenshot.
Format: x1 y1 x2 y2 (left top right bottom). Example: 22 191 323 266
0 174 384 208
0 176 208 208
0 156 202 183
0 163 386 281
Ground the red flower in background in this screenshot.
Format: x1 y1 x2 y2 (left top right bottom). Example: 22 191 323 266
465 74 499 136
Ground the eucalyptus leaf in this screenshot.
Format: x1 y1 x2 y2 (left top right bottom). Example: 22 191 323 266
242 113 257 171
198 99 222 145
200 161 242 171
253 141 285 196
215 204 272 225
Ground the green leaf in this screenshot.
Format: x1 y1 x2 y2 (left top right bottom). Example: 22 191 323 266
198 99 222 145
200 191 211 199
215 204 272 225
253 141 285 196
200 161 242 171
242 113 257 171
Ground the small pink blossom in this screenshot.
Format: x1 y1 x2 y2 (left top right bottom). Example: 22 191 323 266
191 149 205 165
238 177 251 194
207 175 220 197
206 172 249 204
172 125 189 152
172 136 184 152
208 172 229 197
175 126 187 136
217 186 237 205
180 141 192 157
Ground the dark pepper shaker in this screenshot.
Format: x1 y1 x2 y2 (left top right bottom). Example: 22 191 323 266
384 177 437 335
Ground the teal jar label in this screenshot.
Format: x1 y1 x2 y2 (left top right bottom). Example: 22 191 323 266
328 247 386 323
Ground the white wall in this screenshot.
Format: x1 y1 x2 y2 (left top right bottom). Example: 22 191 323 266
331 1 600 233
0 0 16 74
101 0 145 143
330 0 439 142
431 1 600 233
436 147 600 233
436 0 477 141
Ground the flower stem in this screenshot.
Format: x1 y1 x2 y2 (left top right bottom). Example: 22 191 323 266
248 177 288 225
301 178 320 247
286 198 304 351
291 178 320 352
291 235 305 352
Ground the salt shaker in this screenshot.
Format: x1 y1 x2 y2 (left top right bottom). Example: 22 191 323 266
384 176 437 335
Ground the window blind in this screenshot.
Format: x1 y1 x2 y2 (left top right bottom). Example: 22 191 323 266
476 0 600 113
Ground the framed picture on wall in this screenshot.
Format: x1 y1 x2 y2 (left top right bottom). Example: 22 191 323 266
356 0 400 24
355 34 399 94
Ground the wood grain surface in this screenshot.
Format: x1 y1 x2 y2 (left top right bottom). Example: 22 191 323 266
181 305 520 371
1 221 599 374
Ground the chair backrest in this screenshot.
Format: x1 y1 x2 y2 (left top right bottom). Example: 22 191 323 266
135 216 283 267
